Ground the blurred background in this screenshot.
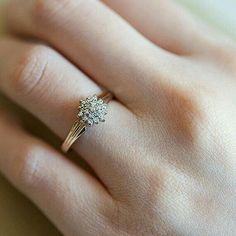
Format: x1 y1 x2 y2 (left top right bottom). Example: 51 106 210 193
179 0 236 39
0 0 236 235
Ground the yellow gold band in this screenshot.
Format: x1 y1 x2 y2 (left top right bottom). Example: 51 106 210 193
61 92 113 153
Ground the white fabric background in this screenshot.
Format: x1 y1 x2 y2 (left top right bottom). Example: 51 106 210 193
178 0 236 39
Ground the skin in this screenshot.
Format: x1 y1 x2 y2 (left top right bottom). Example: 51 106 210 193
0 0 236 235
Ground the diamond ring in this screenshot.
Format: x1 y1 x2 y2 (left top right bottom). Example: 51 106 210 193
61 92 113 153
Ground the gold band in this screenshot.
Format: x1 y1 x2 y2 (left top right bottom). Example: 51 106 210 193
61 92 113 153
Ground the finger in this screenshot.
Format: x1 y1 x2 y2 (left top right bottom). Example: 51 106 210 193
0 4 5 34
4 0 175 103
0 37 136 188
0 109 114 236
102 0 210 55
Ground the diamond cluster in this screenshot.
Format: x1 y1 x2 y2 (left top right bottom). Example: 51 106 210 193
77 95 108 126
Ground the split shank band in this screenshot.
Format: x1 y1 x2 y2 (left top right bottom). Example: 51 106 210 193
61 92 113 153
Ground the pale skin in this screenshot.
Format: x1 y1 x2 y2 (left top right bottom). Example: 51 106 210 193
0 0 236 235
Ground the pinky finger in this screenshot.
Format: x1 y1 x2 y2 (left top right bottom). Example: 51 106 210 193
0 109 114 236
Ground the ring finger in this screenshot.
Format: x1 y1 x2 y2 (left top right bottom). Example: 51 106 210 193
0 37 136 189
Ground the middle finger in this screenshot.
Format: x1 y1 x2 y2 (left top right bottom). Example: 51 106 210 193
5 0 175 106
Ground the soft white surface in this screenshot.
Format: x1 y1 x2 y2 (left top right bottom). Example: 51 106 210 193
178 0 236 39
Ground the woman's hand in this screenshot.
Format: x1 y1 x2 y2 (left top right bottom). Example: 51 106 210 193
0 0 236 235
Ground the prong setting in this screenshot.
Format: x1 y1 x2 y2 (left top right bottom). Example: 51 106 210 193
77 95 108 126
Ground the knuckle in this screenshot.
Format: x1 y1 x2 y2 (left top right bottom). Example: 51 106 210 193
167 87 201 141
217 43 236 74
32 0 72 22
151 81 202 142
10 45 50 97
14 143 45 191
203 38 236 73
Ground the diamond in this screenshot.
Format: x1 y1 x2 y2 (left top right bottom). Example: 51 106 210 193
87 119 93 126
94 117 99 124
78 95 108 126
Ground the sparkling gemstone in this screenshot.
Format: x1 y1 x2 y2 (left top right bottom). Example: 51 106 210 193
87 119 93 126
78 95 108 126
